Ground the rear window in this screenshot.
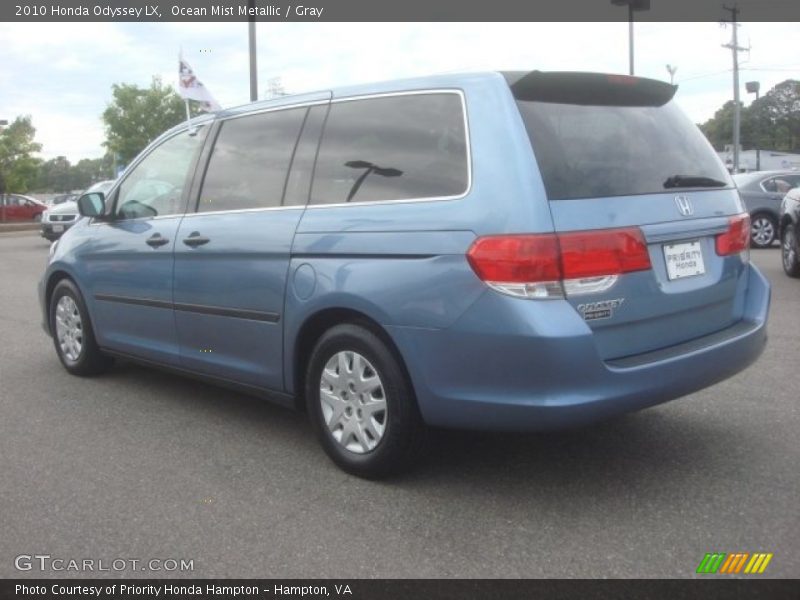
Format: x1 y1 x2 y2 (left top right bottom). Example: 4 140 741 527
310 93 469 205
515 91 732 201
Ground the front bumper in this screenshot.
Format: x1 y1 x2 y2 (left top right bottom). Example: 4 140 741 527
390 264 770 431
40 221 76 240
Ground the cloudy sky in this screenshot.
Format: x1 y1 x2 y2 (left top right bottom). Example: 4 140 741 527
1 21 798 162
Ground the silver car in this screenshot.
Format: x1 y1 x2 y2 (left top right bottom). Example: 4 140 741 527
41 180 115 241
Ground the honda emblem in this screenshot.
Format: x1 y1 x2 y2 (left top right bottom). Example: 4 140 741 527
675 195 694 216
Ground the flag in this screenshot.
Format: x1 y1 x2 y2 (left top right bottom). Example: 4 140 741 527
178 56 221 112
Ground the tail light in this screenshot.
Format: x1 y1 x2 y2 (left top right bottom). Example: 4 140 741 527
716 213 750 256
467 228 651 299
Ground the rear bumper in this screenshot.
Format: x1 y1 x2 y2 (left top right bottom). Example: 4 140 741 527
389 263 770 431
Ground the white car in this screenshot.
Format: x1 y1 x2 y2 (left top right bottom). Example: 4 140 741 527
41 180 114 241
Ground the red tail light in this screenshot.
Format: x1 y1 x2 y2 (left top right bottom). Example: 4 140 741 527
716 214 750 256
466 228 651 298
466 235 561 283
559 228 651 279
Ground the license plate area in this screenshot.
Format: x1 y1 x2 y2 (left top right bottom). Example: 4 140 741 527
663 240 705 280
52 225 64 233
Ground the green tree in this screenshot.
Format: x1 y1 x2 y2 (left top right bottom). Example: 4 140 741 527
0 116 42 193
102 77 200 165
698 79 800 153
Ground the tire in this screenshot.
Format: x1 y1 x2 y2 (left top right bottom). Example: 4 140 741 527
49 279 114 376
750 213 777 249
305 323 427 478
782 223 800 278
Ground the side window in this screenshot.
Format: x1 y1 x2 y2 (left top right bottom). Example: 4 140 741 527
115 126 207 220
198 107 307 212
310 93 469 205
762 178 778 193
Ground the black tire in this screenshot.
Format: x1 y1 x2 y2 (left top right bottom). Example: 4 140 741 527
750 213 777 249
49 279 114 376
782 223 800 278
305 323 427 478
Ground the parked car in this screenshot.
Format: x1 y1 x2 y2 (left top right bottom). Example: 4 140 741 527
0 194 47 222
40 71 770 477
41 181 115 241
779 186 800 277
733 170 800 248
49 193 79 206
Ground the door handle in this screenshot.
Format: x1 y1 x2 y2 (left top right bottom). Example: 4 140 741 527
145 233 169 248
183 231 210 247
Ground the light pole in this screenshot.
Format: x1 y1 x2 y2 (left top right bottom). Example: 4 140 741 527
247 0 258 102
611 0 651 75
666 64 677 85
746 81 761 171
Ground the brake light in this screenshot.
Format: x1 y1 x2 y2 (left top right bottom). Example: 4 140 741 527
715 214 750 256
559 228 651 279
466 228 651 299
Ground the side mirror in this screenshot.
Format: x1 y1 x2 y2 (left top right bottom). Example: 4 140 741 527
77 192 105 217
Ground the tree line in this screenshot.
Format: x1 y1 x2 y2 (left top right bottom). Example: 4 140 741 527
698 79 800 153
0 77 198 194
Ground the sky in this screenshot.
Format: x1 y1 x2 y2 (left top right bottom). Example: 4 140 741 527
0 21 798 162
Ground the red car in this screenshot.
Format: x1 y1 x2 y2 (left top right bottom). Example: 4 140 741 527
0 194 47 222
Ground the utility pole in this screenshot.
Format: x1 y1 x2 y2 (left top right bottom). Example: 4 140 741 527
722 4 747 173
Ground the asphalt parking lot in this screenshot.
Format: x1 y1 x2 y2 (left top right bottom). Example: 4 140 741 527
0 231 797 579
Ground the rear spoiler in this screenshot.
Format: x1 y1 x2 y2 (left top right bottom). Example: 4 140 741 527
504 71 677 107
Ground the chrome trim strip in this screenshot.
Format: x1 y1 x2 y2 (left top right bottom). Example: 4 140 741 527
218 99 329 123
182 205 305 218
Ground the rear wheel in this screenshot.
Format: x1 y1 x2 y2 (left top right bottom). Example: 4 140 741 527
305 323 426 478
750 213 777 248
50 279 114 375
782 223 800 278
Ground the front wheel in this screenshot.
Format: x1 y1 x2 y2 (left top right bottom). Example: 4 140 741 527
50 279 114 375
782 224 800 278
305 324 427 478
750 214 777 248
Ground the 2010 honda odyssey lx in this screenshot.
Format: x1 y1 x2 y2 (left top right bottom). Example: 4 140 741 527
40 71 770 477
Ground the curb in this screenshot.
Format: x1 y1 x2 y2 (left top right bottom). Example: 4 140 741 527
0 223 40 232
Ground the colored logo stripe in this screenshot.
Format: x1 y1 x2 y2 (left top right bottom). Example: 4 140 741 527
697 553 726 574
744 553 773 574
697 552 773 574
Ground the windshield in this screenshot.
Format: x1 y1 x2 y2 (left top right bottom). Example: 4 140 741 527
516 99 733 200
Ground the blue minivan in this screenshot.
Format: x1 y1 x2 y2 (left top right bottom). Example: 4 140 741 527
40 71 770 477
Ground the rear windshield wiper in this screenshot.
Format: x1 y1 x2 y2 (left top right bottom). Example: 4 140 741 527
663 175 728 189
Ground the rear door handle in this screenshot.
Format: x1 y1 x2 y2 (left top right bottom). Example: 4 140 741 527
183 232 210 247
145 233 169 248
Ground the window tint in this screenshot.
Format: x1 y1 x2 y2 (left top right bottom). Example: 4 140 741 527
198 108 306 212
311 94 468 205
516 100 732 200
116 126 207 220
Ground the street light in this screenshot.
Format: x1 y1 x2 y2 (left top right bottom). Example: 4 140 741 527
666 64 678 85
746 81 761 171
611 0 651 75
